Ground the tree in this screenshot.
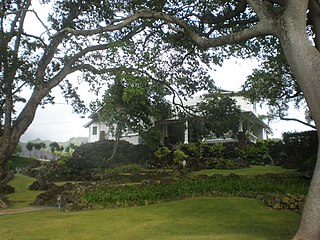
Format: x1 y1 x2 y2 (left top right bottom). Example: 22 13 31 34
242 45 315 129
26 142 33 158
49 142 60 155
0 0 214 190
188 92 241 139
33 142 46 159
99 76 172 160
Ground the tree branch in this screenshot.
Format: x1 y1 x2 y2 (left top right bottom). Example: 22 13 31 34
135 10 273 48
279 116 316 129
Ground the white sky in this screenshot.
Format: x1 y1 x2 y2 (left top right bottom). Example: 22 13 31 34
18 3 314 142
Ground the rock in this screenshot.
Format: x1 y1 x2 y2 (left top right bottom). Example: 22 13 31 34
0 198 8 208
272 203 282 210
281 196 290 204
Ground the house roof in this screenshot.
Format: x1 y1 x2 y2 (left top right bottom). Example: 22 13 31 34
241 111 272 133
83 119 95 128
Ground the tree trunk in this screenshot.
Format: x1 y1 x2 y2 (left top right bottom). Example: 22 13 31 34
278 8 320 239
108 126 122 162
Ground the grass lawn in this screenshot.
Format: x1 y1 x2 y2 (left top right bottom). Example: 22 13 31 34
0 197 300 240
1 169 301 239
191 165 297 177
6 174 43 209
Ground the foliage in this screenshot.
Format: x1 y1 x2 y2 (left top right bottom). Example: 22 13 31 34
192 165 297 177
205 157 249 170
173 150 188 166
152 147 172 168
282 131 318 169
8 156 35 173
13 144 22 156
187 93 241 139
242 45 312 127
26 142 34 158
139 127 162 151
84 173 308 208
49 142 63 155
100 79 172 140
67 140 152 180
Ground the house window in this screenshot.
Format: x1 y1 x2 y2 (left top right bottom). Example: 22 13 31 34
92 126 98 135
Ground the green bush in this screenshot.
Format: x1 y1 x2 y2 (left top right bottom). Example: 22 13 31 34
282 131 318 169
8 156 35 173
241 140 274 165
57 155 72 166
173 150 188 165
139 127 162 151
205 157 249 170
150 147 173 168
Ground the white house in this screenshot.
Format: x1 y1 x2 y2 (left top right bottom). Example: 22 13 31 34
84 91 271 145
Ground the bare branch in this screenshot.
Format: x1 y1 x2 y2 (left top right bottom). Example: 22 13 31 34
279 116 317 129
28 9 52 37
21 32 47 46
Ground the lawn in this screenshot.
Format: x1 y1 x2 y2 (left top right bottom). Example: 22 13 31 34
191 165 297 177
0 197 300 240
6 174 43 209
1 169 302 239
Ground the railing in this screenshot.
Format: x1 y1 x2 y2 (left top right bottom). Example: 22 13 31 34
246 133 258 143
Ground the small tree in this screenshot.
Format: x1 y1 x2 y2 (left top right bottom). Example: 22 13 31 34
33 142 46 159
26 142 34 159
49 142 60 159
100 77 172 161
188 93 241 140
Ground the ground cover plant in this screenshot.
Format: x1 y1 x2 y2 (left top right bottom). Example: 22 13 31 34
191 166 297 177
5 174 44 209
84 172 308 209
0 197 300 240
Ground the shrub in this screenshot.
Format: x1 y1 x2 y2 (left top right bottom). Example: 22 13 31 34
151 147 173 168
173 150 188 166
282 131 318 169
139 127 162 151
241 140 276 165
8 156 35 173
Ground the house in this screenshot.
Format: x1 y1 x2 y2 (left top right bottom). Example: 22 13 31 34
84 91 271 145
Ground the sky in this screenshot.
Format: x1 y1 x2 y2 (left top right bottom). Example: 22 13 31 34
18 2 314 142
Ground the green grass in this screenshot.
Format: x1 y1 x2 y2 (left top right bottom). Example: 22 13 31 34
0 197 300 240
191 165 297 177
6 174 43 209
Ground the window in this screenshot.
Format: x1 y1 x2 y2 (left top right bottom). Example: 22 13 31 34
92 126 97 135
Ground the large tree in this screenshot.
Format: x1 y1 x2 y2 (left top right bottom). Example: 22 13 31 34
0 0 213 190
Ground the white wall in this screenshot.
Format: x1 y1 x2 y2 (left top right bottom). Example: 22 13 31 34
232 96 256 113
87 121 140 145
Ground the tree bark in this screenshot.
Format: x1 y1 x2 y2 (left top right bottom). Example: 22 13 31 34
277 2 320 239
